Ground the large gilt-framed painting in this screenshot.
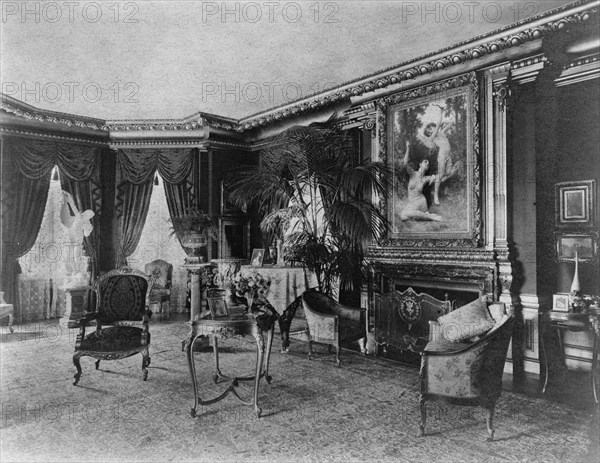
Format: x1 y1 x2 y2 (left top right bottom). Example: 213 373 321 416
377 73 480 247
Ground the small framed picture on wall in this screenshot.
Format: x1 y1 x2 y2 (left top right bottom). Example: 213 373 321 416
552 293 570 312
555 180 596 229
555 232 598 263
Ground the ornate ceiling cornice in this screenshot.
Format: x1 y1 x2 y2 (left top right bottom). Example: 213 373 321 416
0 96 108 131
237 0 599 131
0 127 108 145
1 1 598 139
106 119 204 132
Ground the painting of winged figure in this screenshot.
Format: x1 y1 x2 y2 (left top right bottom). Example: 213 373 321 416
388 87 473 238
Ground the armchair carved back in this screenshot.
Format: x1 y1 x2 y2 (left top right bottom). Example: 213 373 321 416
95 267 152 324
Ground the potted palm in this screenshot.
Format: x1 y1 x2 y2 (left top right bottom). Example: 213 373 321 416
225 113 389 303
168 208 218 263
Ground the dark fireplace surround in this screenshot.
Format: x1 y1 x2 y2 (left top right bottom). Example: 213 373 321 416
367 249 502 361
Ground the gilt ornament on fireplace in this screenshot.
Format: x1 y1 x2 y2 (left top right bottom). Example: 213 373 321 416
398 297 422 330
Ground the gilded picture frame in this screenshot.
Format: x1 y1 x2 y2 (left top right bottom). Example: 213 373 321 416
208 296 229 318
377 73 480 247
554 179 596 229
555 232 598 263
250 248 265 267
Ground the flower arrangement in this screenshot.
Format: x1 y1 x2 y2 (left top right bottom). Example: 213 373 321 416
569 290 600 314
232 272 271 307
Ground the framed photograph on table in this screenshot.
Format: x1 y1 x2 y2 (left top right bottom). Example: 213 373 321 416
250 249 265 267
555 180 595 229
208 297 229 318
552 293 569 312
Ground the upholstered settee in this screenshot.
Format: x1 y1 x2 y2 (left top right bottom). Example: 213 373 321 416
419 299 513 440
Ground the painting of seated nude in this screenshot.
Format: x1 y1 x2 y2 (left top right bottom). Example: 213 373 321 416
380 74 479 243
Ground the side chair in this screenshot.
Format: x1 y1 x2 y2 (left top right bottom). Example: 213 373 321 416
72 267 153 385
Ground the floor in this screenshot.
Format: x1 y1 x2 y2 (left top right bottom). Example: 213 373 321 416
3 310 598 410
1 313 599 462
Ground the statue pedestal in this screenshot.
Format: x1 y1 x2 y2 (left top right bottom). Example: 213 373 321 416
60 286 91 328
181 262 216 350
0 291 15 333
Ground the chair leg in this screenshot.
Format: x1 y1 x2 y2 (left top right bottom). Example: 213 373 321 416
335 345 341 367
484 404 495 441
95 359 100 370
142 349 151 381
359 337 367 355
418 395 426 437
307 340 313 360
73 353 83 386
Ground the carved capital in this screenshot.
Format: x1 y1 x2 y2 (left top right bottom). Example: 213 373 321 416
362 118 376 137
493 82 512 113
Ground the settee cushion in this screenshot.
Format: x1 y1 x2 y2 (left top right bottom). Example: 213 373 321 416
487 303 505 323
437 298 496 343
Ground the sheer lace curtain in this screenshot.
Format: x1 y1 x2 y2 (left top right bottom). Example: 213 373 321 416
115 148 195 268
1 137 101 321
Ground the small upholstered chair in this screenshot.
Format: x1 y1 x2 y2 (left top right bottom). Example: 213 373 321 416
301 289 366 366
418 300 513 440
73 267 153 385
144 259 173 316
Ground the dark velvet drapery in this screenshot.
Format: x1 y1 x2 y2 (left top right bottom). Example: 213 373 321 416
0 137 102 319
115 149 194 267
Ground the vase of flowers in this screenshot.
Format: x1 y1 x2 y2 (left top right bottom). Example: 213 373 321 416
232 273 271 311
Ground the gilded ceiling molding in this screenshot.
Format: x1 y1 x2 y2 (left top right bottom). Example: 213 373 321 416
237 1 599 132
108 140 209 149
0 128 108 145
0 97 107 131
1 2 597 138
107 119 204 132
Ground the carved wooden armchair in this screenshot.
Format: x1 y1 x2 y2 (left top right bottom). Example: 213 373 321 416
419 301 513 440
73 267 153 386
144 259 173 315
301 289 366 366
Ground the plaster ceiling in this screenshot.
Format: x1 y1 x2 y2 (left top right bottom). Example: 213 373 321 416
0 0 576 121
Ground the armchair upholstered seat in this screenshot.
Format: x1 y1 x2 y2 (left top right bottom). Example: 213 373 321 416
73 267 153 386
144 259 173 316
301 289 366 366
419 302 513 440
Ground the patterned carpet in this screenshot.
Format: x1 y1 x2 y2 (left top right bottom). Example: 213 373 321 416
1 319 598 463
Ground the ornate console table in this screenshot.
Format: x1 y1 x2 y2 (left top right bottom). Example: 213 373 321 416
183 314 275 418
540 311 599 404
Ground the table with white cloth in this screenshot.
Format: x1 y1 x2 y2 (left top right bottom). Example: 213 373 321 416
239 265 317 351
